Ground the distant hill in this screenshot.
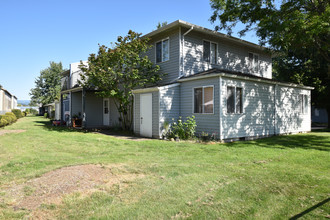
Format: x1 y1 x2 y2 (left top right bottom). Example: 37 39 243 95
18 100 31 106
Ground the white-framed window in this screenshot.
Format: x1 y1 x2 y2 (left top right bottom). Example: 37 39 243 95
203 40 217 64
248 52 259 72
193 86 214 114
227 86 243 114
156 38 169 63
299 94 308 114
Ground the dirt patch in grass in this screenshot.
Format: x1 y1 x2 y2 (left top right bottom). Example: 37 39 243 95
6 164 144 211
0 130 25 136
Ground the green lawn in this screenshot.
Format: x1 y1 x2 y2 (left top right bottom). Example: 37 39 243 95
0 116 329 219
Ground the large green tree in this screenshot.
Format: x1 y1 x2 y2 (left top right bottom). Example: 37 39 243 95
79 30 162 130
30 61 66 106
210 0 330 127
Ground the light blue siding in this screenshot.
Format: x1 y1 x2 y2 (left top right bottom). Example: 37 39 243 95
159 85 181 137
147 27 180 84
85 91 103 128
180 77 220 138
220 78 275 139
71 91 82 117
182 29 272 80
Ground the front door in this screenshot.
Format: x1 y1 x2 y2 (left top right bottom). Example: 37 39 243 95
140 93 152 137
103 98 110 126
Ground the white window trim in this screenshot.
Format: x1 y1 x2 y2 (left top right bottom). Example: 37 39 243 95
248 52 259 73
225 85 244 115
192 85 215 114
203 40 218 64
155 37 170 63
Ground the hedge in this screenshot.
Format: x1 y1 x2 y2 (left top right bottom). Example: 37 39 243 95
11 109 23 119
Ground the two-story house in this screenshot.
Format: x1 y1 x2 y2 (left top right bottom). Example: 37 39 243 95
132 20 312 140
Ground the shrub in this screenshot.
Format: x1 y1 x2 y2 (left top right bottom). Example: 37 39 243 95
165 116 197 140
12 109 23 119
51 110 55 119
44 113 48 118
5 112 17 124
0 118 8 127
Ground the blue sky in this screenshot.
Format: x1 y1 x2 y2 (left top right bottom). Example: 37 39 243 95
0 0 258 100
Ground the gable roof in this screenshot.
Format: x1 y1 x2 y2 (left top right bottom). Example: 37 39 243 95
144 20 267 52
178 68 313 90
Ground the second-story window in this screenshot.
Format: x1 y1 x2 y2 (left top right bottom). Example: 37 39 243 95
203 41 217 64
249 52 259 72
156 38 169 63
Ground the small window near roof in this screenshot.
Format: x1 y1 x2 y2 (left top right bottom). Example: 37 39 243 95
203 41 217 64
248 52 259 72
156 38 169 63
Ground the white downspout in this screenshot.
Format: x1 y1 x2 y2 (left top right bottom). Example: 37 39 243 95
219 76 223 141
181 27 193 77
274 83 277 135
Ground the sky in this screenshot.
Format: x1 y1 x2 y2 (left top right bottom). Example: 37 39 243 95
0 0 258 100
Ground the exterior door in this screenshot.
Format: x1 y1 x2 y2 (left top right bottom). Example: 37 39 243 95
103 98 110 126
140 93 152 137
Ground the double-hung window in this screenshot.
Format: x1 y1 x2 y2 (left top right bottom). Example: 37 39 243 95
227 86 243 114
299 94 308 114
203 41 217 64
156 38 169 63
248 52 259 72
194 86 214 114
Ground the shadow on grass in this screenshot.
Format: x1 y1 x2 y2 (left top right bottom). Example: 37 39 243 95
226 134 330 152
34 121 89 133
290 197 330 219
33 120 142 140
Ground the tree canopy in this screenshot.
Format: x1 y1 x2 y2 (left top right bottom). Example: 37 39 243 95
210 0 330 126
79 30 162 130
30 61 66 106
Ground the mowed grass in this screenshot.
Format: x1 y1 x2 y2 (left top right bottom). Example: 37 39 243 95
0 116 329 219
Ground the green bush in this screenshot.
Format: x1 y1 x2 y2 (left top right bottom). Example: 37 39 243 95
51 110 55 119
12 109 23 119
0 118 8 127
44 113 48 118
4 112 17 124
165 116 197 140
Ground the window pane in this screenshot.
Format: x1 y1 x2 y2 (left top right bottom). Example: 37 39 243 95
162 39 169 61
204 87 214 113
156 42 162 63
203 41 210 62
304 95 308 114
210 43 217 64
254 54 259 72
299 94 303 113
194 88 203 113
227 86 235 113
236 88 242 113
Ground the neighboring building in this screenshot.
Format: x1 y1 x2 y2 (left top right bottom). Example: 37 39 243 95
60 61 121 128
311 107 328 124
0 88 18 115
132 20 312 140
60 20 312 141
